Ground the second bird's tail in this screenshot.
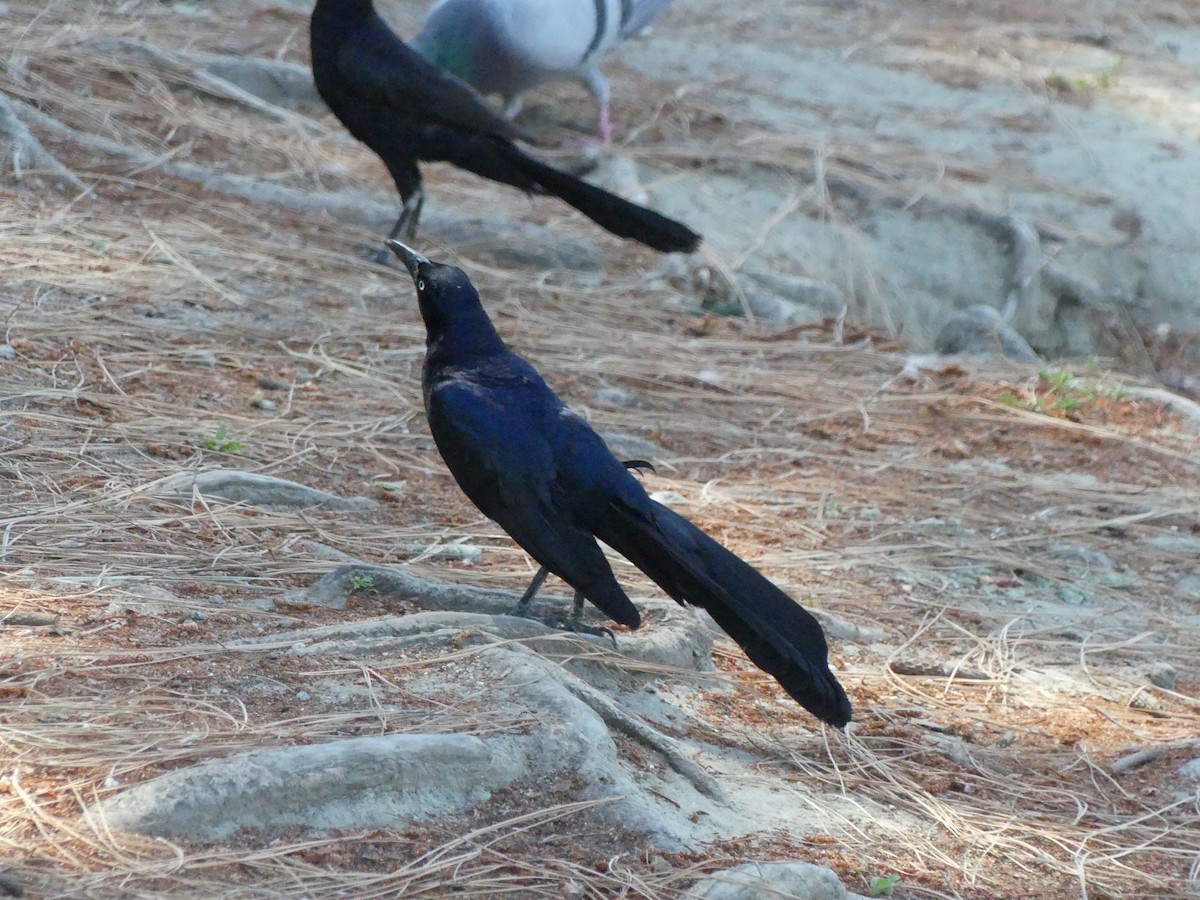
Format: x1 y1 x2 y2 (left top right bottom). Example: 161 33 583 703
597 497 852 726
506 147 701 254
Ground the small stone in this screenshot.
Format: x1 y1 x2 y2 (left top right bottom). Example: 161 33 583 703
183 609 207 621
1177 758 1200 782
1144 535 1200 554
295 690 311 702
0 344 15 361
935 305 1040 362
1055 584 1090 605
1048 544 1113 570
650 491 687 506
251 396 277 411
593 387 637 408
1141 662 1177 691
1098 572 1137 590
685 861 849 900
600 431 668 461
184 349 218 367
1175 568 1200 597
256 375 290 391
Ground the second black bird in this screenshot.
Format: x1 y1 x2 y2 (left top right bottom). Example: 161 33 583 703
310 0 701 254
388 239 851 727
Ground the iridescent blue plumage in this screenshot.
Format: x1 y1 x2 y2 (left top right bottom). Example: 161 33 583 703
390 240 852 727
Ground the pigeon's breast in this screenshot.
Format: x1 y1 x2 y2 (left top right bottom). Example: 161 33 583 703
493 0 604 77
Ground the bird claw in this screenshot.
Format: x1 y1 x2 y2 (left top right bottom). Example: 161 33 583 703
546 615 618 649
511 603 618 648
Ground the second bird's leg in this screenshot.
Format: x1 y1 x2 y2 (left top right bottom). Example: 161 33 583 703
389 185 425 242
550 590 616 646
510 458 651 644
513 573 616 646
513 565 551 617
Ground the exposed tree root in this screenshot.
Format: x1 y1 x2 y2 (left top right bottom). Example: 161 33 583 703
0 91 85 190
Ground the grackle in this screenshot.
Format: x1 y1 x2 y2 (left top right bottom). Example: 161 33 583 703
310 0 701 253
388 239 851 727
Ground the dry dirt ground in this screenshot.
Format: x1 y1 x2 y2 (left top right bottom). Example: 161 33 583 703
2 0 1200 898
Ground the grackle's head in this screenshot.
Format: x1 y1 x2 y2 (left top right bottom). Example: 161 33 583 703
386 240 502 354
386 239 474 316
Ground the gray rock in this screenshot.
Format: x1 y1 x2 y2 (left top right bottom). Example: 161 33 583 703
182 348 218 367
593 387 638 408
154 469 376 510
1144 535 1200 554
1138 662 1177 691
600 431 669 461
1055 584 1090 605
1176 758 1200 783
0 344 15 361
686 861 852 900
739 269 845 325
256 375 290 391
1047 543 1113 570
199 56 319 108
89 733 521 839
1177 568 1200 597
649 490 687 506
934 305 1040 362
811 610 886 644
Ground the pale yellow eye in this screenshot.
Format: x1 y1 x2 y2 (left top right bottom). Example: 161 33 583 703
417 279 425 290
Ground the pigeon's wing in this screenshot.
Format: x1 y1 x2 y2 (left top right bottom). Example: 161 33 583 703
618 0 673 40
336 26 530 141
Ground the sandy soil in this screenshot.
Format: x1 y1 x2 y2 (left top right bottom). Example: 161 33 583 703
1 0 1199 897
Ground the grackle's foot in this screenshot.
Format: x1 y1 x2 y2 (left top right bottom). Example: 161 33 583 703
545 614 617 648
512 580 619 649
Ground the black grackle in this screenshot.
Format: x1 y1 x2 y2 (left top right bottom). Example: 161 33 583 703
310 0 701 253
388 239 851 727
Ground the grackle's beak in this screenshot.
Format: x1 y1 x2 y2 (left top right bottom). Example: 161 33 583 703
385 240 429 281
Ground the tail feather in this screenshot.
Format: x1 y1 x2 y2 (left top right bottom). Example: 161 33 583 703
598 499 852 726
505 147 701 254
579 572 642 629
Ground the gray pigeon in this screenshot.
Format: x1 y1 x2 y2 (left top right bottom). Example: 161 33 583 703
411 0 673 143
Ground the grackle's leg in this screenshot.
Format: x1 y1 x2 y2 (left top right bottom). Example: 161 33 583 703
509 458 652 646
513 459 654 610
513 565 551 617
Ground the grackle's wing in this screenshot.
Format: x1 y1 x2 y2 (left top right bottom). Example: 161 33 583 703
426 374 640 627
335 27 530 142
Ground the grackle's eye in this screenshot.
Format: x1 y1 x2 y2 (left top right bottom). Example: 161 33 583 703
417 280 425 290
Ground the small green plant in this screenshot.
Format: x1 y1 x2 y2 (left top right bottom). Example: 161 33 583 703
1038 369 1072 392
1054 394 1081 414
203 423 244 453
868 874 901 897
999 370 1097 418
350 573 375 592
1045 72 1073 92
1046 58 1123 94
699 294 744 318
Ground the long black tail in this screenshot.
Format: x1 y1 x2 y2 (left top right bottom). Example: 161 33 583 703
505 146 701 254
597 499 852 726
